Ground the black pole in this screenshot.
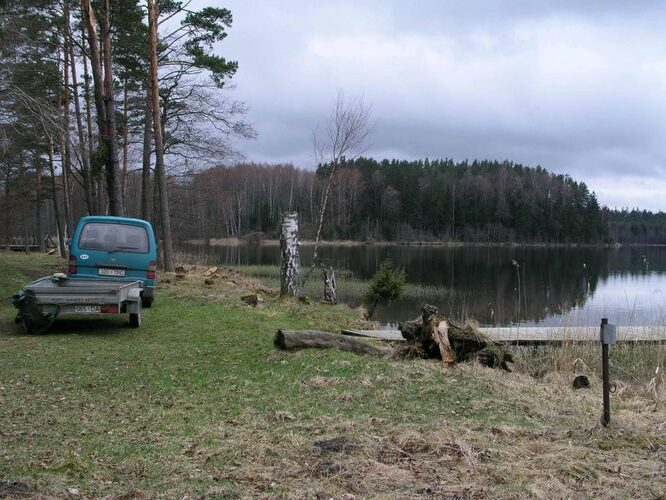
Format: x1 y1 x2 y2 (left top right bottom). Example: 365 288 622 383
601 317 610 427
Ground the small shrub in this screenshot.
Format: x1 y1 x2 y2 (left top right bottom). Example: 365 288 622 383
365 259 406 316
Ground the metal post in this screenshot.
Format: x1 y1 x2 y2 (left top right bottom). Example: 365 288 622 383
601 318 611 427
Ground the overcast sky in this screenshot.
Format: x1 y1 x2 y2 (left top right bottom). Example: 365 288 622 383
195 0 666 211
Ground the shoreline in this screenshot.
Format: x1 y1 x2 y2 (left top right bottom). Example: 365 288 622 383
182 238 662 249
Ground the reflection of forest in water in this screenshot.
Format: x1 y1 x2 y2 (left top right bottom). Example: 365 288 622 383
180 243 666 327
348 246 605 326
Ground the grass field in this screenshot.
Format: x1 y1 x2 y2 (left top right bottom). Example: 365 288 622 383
0 253 664 498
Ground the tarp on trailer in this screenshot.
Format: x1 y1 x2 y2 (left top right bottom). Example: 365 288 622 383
12 289 59 334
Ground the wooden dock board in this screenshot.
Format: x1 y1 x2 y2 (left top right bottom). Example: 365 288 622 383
341 326 666 344
341 329 404 341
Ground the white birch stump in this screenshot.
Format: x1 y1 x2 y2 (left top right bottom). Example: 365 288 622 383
280 212 301 296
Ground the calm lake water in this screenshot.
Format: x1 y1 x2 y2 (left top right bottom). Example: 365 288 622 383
180 243 666 328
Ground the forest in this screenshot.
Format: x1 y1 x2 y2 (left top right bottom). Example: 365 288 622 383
155 159 666 245
174 159 607 243
1 1 665 261
0 0 252 270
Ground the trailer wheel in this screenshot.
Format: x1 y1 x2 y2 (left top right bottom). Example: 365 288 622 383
129 311 141 328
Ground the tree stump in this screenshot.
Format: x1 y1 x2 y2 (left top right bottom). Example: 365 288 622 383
321 264 337 304
279 212 301 296
398 304 514 371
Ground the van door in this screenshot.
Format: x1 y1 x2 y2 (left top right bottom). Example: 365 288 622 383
75 222 152 282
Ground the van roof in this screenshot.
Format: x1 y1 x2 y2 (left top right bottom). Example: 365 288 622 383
79 216 154 229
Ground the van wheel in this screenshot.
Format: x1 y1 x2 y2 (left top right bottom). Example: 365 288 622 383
142 298 153 308
129 312 141 328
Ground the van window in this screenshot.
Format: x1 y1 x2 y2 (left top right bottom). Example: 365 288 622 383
79 223 149 253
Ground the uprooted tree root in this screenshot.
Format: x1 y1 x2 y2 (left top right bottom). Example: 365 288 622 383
274 304 514 371
395 304 514 371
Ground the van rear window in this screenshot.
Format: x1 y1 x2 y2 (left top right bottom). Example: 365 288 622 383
78 223 149 253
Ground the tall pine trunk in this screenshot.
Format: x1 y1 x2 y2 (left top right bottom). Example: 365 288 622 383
148 0 174 271
81 0 123 216
81 31 100 213
47 140 67 257
121 83 129 208
2 168 10 250
35 164 45 252
60 23 74 234
141 100 153 221
101 0 123 215
68 7 94 214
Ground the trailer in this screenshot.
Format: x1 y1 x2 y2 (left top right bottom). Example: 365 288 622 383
13 274 144 334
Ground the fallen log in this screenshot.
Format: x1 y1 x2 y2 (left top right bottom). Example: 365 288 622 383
398 304 514 370
274 329 391 357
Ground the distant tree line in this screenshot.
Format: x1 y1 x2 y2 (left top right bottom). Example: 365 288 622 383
604 209 666 245
4 147 665 246
174 158 615 244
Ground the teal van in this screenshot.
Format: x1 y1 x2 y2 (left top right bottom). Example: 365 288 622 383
68 216 157 307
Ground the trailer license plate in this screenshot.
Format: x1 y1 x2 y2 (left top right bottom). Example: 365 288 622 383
99 268 125 277
74 305 101 313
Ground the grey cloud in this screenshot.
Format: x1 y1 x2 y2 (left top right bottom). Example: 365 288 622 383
193 0 666 210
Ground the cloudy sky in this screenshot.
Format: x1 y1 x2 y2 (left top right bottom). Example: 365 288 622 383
195 0 666 211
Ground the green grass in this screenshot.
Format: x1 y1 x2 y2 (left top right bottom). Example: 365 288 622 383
0 253 664 498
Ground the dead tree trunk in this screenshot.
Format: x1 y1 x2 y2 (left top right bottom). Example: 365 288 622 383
280 212 301 296
321 264 336 304
275 330 390 356
399 304 514 371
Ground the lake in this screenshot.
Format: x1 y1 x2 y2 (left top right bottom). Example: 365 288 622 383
179 243 666 328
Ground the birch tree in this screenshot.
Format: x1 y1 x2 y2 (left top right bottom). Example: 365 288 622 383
311 92 372 266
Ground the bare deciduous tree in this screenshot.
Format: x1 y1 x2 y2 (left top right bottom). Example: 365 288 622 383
311 92 372 267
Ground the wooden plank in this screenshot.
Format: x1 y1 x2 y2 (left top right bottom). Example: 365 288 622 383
341 329 404 341
341 326 666 344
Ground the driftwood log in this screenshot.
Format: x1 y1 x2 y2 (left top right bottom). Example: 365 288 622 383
399 304 514 371
274 329 392 357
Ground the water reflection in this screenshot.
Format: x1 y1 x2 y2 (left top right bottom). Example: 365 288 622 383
179 243 666 327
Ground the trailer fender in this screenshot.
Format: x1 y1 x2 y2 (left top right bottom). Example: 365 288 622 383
126 287 143 315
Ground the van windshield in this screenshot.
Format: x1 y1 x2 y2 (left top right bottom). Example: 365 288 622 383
78 222 149 253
